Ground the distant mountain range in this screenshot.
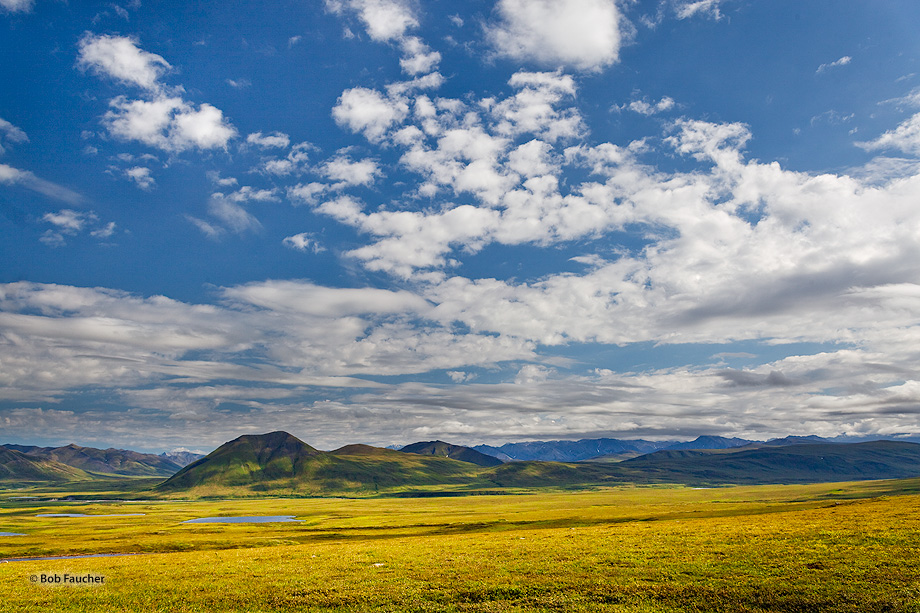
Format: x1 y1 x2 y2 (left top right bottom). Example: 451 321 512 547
5 432 920 494
1 443 182 477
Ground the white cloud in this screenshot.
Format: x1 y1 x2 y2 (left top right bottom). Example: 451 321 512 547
817 55 852 74
91 221 117 239
326 0 418 42
486 0 621 72
0 117 28 155
282 233 324 253
288 182 328 205
246 131 291 149
104 96 237 153
77 34 170 91
674 0 725 20
80 36 237 155
43 209 91 232
0 163 84 204
857 113 920 156
399 36 441 75
124 166 154 189
226 78 252 89
0 0 34 13
257 142 314 175
624 96 676 115
206 194 262 234
322 153 380 186
332 87 409 141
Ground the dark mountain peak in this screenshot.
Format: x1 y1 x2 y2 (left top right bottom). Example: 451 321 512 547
665 435 754 451
400 441 503 467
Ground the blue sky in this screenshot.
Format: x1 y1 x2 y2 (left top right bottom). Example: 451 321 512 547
3 0 920 453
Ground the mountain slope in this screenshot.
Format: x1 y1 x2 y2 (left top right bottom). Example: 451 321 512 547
400 441 503 467
0 447 91 482
2 443 183 477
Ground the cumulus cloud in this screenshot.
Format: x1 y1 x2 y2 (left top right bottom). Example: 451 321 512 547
124 166 154 189
332 87 409 141
246 131 291 149
104 96 236 152
622 96 676 115
858 113 920 156
326 0 439 76
79 34 237 154
486 0 621 71
321 153 380 186
77 34 170 91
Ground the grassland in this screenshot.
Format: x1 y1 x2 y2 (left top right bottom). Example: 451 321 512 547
2 479 920 611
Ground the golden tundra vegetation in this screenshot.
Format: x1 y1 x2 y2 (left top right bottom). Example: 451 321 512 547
2 478 920 612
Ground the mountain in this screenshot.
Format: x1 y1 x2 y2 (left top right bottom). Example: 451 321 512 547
762 435 833 446
400 441 503 467
663 435 754 451
160 450 205 467
613 441 920 485
157 432 486 496
473 438 677 462
0 447 91 482
2 443 182 477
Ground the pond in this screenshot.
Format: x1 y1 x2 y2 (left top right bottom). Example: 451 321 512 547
182 515 304 523
0 533 26 536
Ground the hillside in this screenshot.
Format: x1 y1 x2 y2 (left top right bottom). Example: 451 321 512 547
0 447 91 482
157 432 485 496
400 441 503 467
3 443 182 477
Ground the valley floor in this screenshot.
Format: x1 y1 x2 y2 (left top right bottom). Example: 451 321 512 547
1 480 919 612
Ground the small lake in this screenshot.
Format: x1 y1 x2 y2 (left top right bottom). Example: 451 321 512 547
35 513 146 518
0 533 26 536
182 516 303 524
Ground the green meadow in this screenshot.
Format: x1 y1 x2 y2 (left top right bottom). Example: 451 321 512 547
2 479 920 611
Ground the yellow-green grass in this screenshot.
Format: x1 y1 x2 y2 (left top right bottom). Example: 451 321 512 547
2 479 920 611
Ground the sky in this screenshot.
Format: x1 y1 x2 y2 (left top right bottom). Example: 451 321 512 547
2 0 920 453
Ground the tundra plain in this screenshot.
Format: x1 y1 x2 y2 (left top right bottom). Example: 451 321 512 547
2 479 920 612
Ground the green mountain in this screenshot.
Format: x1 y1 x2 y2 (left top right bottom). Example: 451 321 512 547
156 432 485 496
400 440 504 467
3 443 182 477
0 447 91 482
